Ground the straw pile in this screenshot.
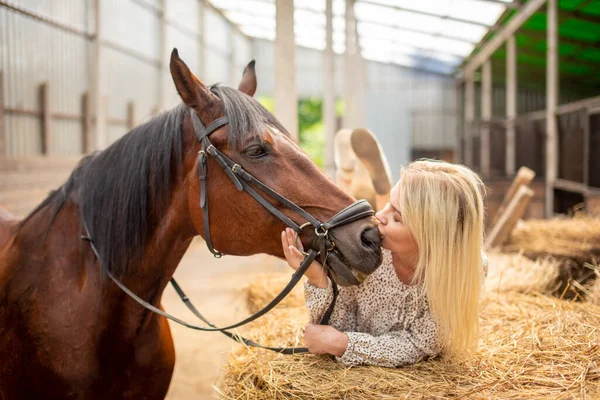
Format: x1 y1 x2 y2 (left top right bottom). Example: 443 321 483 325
217 252 600 399
499 214 600 300
502 214 600 263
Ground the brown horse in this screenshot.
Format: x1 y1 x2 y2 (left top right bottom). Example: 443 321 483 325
0 50 382 399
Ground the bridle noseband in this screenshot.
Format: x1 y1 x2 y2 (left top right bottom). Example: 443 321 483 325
83 108 375 354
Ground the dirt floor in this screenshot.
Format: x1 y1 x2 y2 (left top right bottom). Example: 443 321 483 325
163 238 290 399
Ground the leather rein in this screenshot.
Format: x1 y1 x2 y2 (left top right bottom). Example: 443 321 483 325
83 109 374 354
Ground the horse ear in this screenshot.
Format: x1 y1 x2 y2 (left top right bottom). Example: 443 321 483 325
238 60 257 97
169 48 215 108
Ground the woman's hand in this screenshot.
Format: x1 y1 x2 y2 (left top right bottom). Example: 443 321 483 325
281 228 328 288
304 324 349 357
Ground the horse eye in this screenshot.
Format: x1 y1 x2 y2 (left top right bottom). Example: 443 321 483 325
244 145 267 158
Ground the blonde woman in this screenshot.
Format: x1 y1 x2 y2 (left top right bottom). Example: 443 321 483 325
281 159 488 367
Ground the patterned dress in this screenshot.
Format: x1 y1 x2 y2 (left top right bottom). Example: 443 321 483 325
304 249 488 367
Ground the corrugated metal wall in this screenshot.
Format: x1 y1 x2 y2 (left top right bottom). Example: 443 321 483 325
1 0 90 155
0 0 253 154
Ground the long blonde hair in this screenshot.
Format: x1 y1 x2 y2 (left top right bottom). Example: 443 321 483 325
398 159 485 358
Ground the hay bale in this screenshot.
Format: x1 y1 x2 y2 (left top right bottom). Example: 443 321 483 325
500 215 600 299
502 215 600 263
217 259 600 400
244 273 306 314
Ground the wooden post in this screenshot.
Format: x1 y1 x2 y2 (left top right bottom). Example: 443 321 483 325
343 0 356 130
455 78 464 164
91 0 107 150
198 0 206 79
481 60 492 178
491 166 536 226
464 72 475 167
158 0 168 110
506 36 517 176
546 0 558 218
275 0 298 141
81 92 92 153
126 101 136 130
39 82 51 154
324 0 335 179
486 185 534 249
0 71 5 156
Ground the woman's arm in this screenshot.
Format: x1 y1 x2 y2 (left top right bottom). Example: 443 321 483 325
304 307 441 368
281 228 359 331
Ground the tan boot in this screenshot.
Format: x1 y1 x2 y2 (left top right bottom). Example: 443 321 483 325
350 128 392 195
351 162 377 210
333 129 357 192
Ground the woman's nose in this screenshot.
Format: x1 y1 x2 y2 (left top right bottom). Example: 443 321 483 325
375 210 386 224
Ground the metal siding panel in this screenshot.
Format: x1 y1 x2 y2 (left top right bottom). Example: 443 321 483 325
204 49 229 85
103 46 159 128
1 5 89 155
166 0 200 34
102 0 158 59
233 31 252 70
9 0 89 31
205 8 231 57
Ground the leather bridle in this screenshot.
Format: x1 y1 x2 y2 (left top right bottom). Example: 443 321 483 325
83 108 374 354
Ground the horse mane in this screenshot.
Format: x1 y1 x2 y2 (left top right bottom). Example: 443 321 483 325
19 85 287 276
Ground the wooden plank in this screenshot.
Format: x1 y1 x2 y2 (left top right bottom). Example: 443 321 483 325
127 101 137 130
455 79 464 164
506 36 516 176
546 0 558 218
464 72 475 166
486 184 534 249
554 178 587 194
491 166 536 227
81 93 92 153
39 82 51 154
324 0 335 179
275 0 298 141
4 107 41 117
583 109 590 187
557 95 600 115
0 71 4 156
463 0 546 76
0 156 81 172
481 60 492 177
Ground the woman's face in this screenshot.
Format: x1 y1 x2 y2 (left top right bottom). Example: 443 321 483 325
375 183 418 257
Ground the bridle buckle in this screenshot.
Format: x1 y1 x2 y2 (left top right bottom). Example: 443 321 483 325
315 224 328 238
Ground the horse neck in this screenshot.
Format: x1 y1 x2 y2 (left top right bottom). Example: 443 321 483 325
115 185 197 310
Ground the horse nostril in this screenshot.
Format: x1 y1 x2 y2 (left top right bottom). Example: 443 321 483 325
360 226 381 251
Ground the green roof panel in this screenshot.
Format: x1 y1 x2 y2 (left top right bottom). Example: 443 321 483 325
581 2 600 16
559 0 589 12
560 19 600 42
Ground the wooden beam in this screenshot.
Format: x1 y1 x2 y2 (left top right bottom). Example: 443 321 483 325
486 184 534 249
456 79 464 164
126 101 137 130
491 166 535 227
464 72 475 167
343 0 357 129
463 0 546 76
274 0 298 141
506 36 516 176
546 0 558 218
39 82 51 154
0 71 5 156
158 0 168 110
481 60 492 178
81 93 92 154
324 0 336 180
